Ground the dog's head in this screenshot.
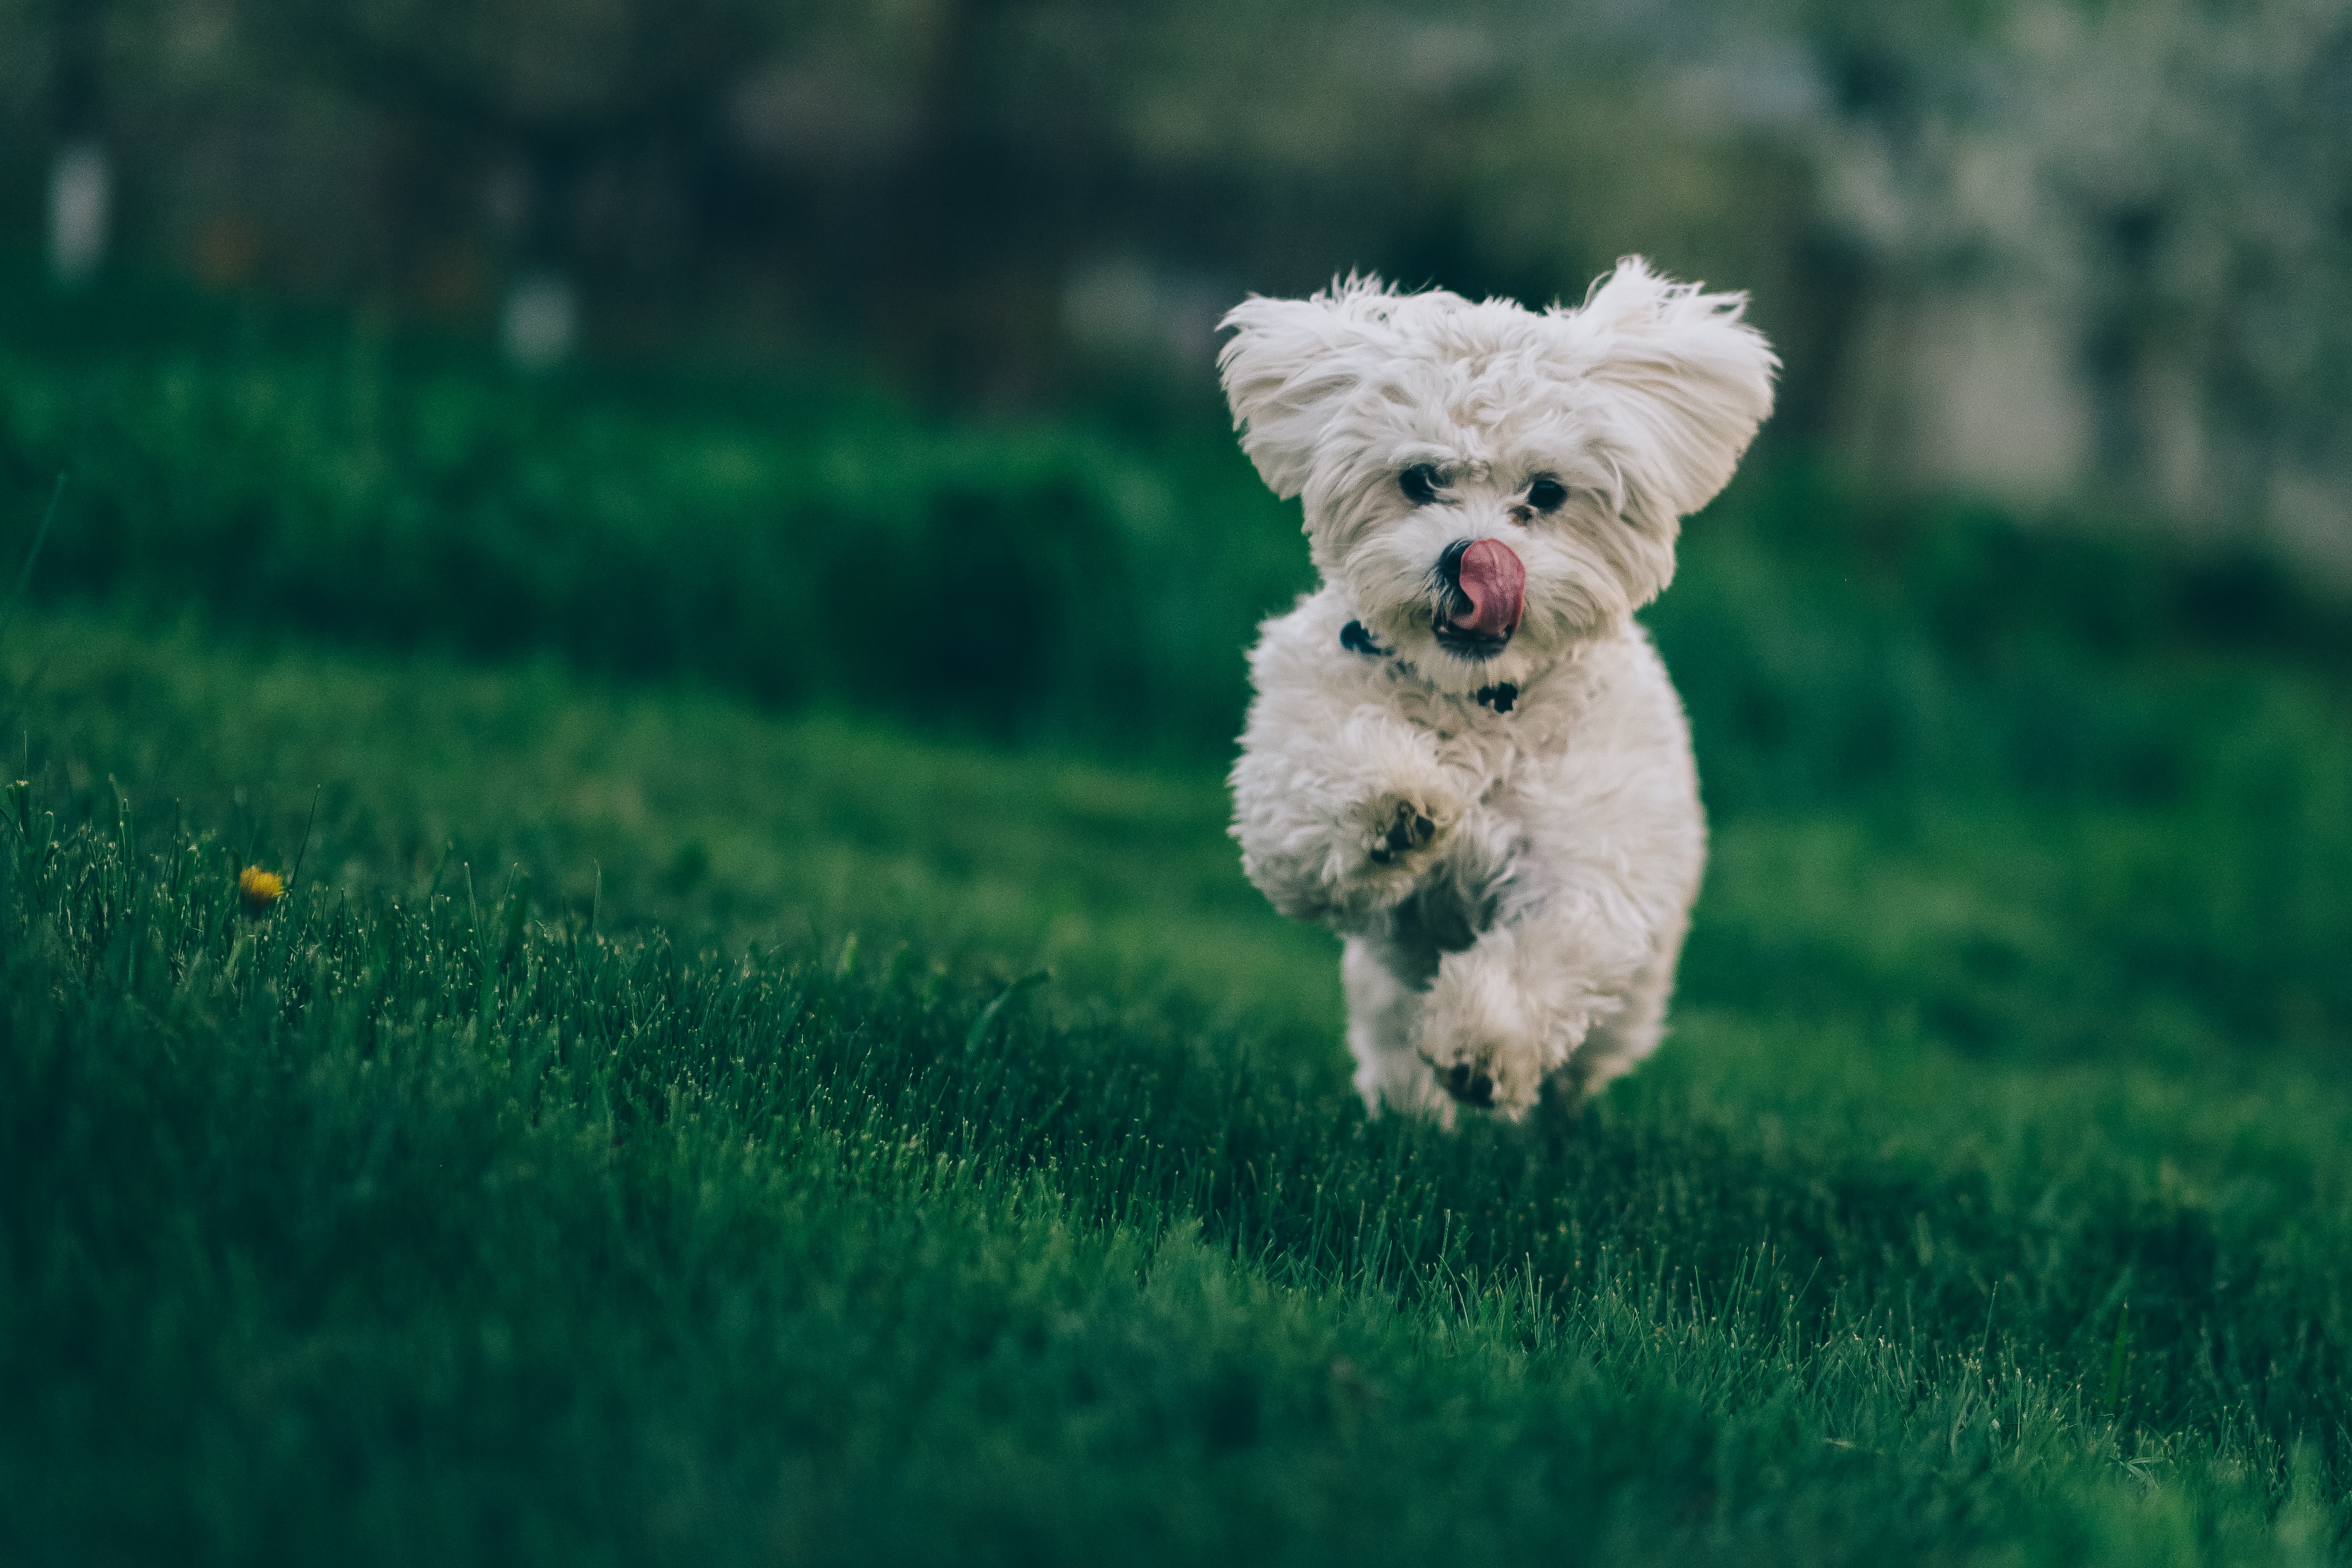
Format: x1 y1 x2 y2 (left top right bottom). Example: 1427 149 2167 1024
1219 260 1776 692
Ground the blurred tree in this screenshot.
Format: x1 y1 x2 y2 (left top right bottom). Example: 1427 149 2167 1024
1816 0 2352 560
44 0 109 285
257 0 790 348
1 0 2348 567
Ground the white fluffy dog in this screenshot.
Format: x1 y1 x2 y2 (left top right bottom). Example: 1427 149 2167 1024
1221 259 1776 1123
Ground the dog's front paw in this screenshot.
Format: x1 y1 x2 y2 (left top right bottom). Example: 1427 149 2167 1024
1415 956 1559 1121
1357 789 1457 875
1436 1060 1497 1110
1419 1031 1541 1120
1365 798 1437 865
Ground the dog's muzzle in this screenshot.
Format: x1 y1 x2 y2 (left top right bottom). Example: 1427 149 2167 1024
1433 538 1524 659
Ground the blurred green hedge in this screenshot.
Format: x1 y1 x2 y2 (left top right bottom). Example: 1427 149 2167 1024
0 294 1310 753
1 282 2345 827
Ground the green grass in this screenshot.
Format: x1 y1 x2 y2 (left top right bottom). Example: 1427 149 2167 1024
5 279 2352 1562
6 601 2352 1564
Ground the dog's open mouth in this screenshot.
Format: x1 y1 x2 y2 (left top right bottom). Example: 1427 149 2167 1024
1432 620 1512 660
1433 538 1524 660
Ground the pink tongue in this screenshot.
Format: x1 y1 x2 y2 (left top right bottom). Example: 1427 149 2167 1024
1452 538 1525 638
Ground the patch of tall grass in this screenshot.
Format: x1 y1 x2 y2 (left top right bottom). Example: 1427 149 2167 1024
4 792 2343 1564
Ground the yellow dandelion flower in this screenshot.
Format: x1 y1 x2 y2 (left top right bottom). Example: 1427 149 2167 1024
238 866 286 919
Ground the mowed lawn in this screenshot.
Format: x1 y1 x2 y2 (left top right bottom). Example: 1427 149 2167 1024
4 289 2352 1563
6 601 2352 1566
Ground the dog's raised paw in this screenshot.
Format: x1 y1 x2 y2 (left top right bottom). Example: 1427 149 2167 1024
1365 798 1439 866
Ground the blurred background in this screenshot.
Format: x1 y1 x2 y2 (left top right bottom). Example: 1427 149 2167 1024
0 0 2348 847
5 0 2351 569
10 13 2352 1549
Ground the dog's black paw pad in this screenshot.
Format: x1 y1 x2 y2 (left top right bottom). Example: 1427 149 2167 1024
1368 802 1436 864
1442 1064 1494 1107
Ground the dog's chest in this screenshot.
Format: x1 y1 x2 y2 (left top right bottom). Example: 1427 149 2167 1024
1366 665 1577 803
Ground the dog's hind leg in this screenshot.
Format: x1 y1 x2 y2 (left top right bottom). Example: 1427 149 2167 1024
1341 936 1451 1125
1564 905 1688 1098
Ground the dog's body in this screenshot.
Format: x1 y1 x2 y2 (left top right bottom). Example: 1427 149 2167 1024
1221 260 1775 1121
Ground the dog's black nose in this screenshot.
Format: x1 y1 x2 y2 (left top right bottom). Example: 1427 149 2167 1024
1442 1062 1494 1107
1435 540 1477 624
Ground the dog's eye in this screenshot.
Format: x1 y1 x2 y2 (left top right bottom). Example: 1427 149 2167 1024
1399 465 1443 505
1526 477 1568 513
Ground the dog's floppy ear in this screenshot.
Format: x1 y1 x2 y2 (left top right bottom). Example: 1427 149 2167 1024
1218 279 1394 499
1567 258 1779 523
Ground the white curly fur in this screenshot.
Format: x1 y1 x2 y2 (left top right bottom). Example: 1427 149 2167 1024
1222 259 1777 1123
